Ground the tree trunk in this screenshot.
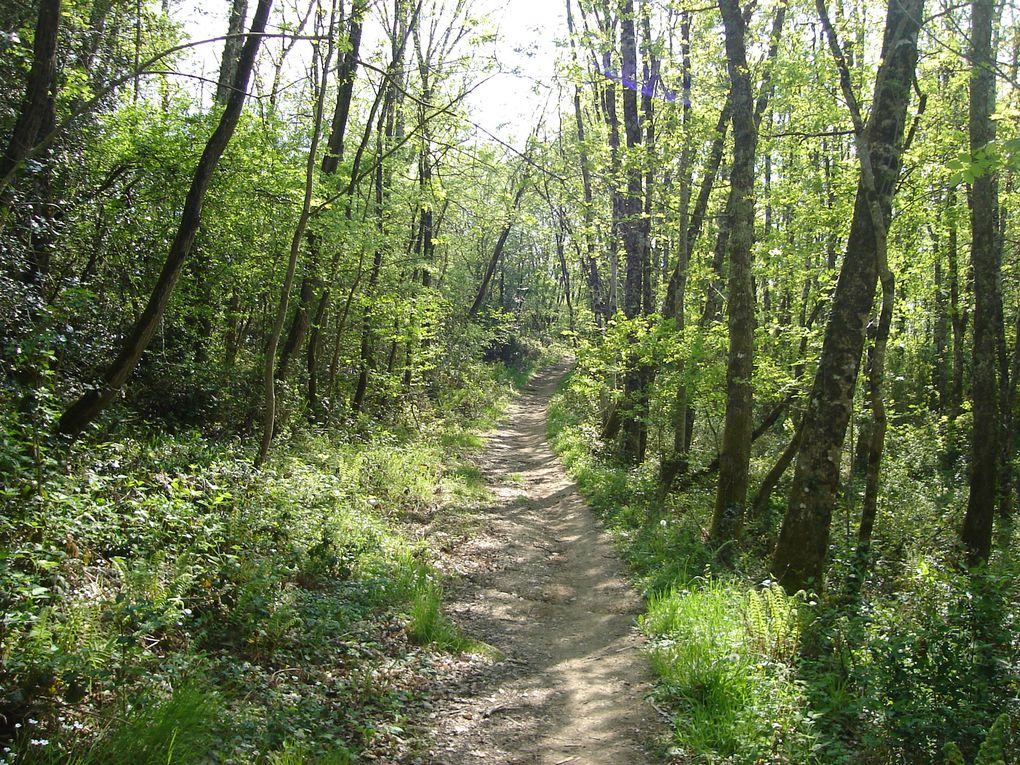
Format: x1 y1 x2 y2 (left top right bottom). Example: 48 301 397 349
932 223 949 411
710 0 760 544
281 0 366 388
750 419 803 531
468 176 529 319
256 0 335 466
215 0 248 104
305 38 393 410
276 259 318 382
354 53 405 412
555 211 576 342
326 251 366 401
320 0 367 175
0 0 61 185
998 310 1020 517
658 10 694 489
58 0 273 438
565 0 607 325
948 188 966 419
305 285 330 414
618 0 648 463
770 0 922 592
961 0 1000 566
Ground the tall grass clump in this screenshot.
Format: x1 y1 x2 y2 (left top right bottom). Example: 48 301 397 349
641 580 818 763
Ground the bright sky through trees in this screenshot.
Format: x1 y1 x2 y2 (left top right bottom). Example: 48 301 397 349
176 0 561 145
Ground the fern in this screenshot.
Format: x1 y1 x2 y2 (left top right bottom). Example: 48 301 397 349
974 713 1008 765
942 714 1010 765
743 583 800 665
944 742 967 765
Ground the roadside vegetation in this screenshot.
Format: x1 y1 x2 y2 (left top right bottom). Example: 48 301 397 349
551 371 1019 764
1 356 537 764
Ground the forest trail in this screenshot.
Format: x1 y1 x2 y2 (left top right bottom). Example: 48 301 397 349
418 362 662 764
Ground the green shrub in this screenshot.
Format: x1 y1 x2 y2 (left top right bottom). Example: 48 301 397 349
0 358 521 762
641 580 818 763
20 684 221 765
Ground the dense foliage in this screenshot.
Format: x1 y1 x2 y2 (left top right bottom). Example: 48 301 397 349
2 0 1020 760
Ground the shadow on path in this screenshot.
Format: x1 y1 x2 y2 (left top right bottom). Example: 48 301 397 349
415 362 664 765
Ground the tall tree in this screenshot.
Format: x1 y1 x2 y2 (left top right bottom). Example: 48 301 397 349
216 0 249 105
811 0 896 589
565 0 607 326
321 0 368 174
0 0 61 187
708 0 759 544
770 0 923 592
57 0 274 437
709 0 786 541
617 0 649 462
960 0 1000 566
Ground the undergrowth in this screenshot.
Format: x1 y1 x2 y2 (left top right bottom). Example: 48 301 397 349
548 370 1020 765
0 358 534 764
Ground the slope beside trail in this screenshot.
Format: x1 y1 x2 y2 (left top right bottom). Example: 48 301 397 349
415 362 664 764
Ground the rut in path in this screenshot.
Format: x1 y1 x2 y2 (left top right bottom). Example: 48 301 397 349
419 362 663 764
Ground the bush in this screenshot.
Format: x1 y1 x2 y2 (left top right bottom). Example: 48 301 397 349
0 359 520 762
642 580 818 764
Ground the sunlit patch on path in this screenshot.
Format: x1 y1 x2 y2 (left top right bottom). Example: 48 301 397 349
415 362 662 764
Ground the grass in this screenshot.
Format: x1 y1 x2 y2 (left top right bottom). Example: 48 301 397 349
547 376 820 764
642 582 817 763
267 743 356 765
547 366 1020 764
406 576 500 658
1 360 529 764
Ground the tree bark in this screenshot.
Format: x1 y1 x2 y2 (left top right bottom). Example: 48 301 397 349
617 0 648 463
565 0 607 325
215 0 248 104
961 0 1000 566
321 0 367 175
276 251 318 382
998 310 1020 517
932 222 949 411
58 0 273 438
750 419 803 530
947 188 966 419
0 0 61 185
710 0 760 544
555 209 577 341
770 0 922 592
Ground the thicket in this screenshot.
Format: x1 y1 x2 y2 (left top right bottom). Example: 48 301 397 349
1 355 532 764
551 367 1019 764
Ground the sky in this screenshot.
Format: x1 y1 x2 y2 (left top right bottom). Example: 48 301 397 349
467 0 565 145
174 0 565 149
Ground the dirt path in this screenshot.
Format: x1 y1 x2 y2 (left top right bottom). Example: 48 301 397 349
416 362 663 764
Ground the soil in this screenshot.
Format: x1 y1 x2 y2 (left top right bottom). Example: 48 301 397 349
413 361 664 764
